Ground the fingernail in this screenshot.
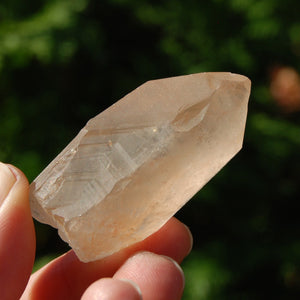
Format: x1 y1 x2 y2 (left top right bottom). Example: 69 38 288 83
159 255 185 295
183 224 194 254
0 163 16 207
160 255 185 279
119 279 143 300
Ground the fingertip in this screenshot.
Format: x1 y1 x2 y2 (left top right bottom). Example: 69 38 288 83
114 252 185 300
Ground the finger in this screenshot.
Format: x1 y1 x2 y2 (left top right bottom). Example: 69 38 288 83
81 278 142 300
22 217 192 300
114 252 185 300
0 163 36 300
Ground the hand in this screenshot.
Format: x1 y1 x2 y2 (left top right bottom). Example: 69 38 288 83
0 163 193 300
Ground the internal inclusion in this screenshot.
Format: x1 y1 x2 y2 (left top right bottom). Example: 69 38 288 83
37 100 211 221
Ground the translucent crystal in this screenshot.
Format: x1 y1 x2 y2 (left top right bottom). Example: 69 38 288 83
30 73 251 262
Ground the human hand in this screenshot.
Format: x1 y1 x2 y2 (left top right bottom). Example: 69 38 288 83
0 163 193 300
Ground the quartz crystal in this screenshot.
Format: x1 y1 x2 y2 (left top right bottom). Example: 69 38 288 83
30 73 251 262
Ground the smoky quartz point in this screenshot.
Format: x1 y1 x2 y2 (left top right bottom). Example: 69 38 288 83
30 73 251 262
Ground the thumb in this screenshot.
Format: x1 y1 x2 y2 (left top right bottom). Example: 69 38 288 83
0 163 36 300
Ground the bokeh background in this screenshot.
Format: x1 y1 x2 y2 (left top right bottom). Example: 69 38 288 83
1 0 300 298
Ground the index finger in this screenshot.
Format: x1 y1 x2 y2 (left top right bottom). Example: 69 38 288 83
21 217 192 300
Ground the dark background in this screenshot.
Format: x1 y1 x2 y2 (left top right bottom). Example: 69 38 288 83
1 0 300 298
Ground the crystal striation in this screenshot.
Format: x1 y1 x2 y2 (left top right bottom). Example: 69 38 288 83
30 73 251 262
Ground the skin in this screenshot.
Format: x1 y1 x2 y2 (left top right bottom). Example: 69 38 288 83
0 163 193 300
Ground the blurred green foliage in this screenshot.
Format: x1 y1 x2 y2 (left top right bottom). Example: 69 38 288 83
1 0 300 298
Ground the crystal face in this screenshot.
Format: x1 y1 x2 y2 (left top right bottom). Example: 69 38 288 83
29 73 251 262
